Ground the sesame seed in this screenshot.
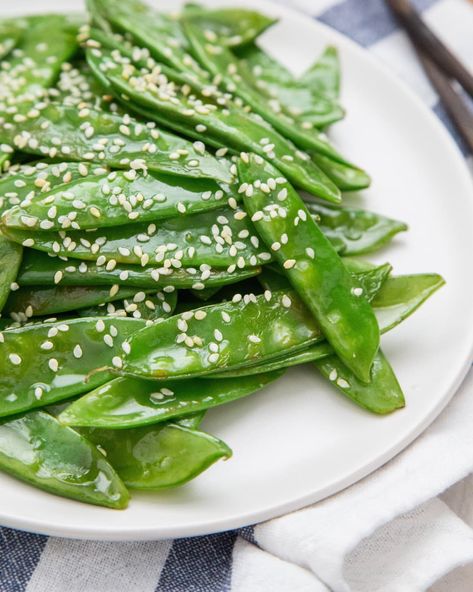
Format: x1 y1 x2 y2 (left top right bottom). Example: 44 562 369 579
96 320 105 333
104 334 114 347
248 335 261 344
40 341 54 351
112 356 123 368
282 295 292 308
337 378 350 389
329 369 338 381
73 345 83 359
352 287 364 297
49 358 59 372
9 353 22 366
283 259 296 269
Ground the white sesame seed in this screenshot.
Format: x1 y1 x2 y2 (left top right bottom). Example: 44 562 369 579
40 341 54 351
96 320 105 333
112 356 123 368
9 353 22 366
329 369 338 381
49 358 59 372
104 334 114 347
337 378 350 389
282 295 292 308
352 287 364 297
248 335 261 344
283 259 296 270
73 345 83 359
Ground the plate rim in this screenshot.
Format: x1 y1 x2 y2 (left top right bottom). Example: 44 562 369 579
1 0 473 540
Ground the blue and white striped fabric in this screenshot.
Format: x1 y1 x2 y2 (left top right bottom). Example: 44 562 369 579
1 1 473 590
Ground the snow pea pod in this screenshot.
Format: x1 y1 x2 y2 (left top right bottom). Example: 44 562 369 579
0 15 79 102
239 154 380 382
81 422 231 490
372 273 445 332
306 200 408 254
88 0 207 78
181 5 277 47
17 250 261 290
2 168 238 231
59 370 283 428
315 350 404 414
236 44 345 123
0 316 145 418
0 410 129 508
3 285 171 319
0 235 22 313
86 45 340 202
0 102 232 184
121 290 324 380
216 272 443 378
183 18 351 166
77 289 177 321
2 207 266 269
0 162 110 215
300 46 341 100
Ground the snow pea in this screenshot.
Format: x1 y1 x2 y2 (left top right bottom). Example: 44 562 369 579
0 410 129 508
239 154 379 382
183 18 352 166
2 168 237 232
0 316 145 418
120 290 324 380
0 162 110 215
310 153 371 192
59 370 283 428
0 102 232 184
88 0 207 78
2 207 266 269
3 285 172 319
315 350 404 414
259 261 393 303
77 289 177 321
0 15 79 102
372 273 445 332
81 422 231 490
217 272 444 378
300 46 341 100
306 201 408 254
16 250 261 289
181 5 277 47
86 45 341 202
236 43 345 128
0 235 22 313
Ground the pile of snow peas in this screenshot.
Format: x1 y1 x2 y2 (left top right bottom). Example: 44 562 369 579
0 0 444 509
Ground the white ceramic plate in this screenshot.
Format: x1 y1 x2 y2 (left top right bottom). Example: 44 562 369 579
1 0 473 541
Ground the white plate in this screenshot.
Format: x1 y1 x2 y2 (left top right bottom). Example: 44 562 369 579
1 0 473 541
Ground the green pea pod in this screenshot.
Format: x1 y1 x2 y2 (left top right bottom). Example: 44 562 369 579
300 46 341 100
85 45 341 202
315 350 404 413
0 162 110 215
121 290 323 380
2 168 238 232
372 273 445 332
0 235 22 313
77 289 177 321
183 17 353 167
310 153 371 192
0 102 233 184
82 422 231 490
259 261 393 303
0 410 129 508
216 272 444 378
306 201 408 254
2 207 266 269
181 5 277 47
59 370 283 428
211 343 333 378
0 316 145 418
0 15 79 102
4 285 176 319
17 250 261 289
88 0 206 78
239 154 380 382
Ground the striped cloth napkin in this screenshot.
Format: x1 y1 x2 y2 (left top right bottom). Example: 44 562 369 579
1 1 473 590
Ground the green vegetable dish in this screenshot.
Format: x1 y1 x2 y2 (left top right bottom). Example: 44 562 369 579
0 0 444 509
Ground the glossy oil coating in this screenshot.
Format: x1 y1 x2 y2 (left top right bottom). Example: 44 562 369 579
0 410 129 508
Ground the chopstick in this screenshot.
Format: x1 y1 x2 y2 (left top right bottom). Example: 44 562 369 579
386 0 473 153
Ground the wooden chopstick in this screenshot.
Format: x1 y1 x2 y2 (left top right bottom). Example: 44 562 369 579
386 0 473 153
386 0 473 99
417 51 473 153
